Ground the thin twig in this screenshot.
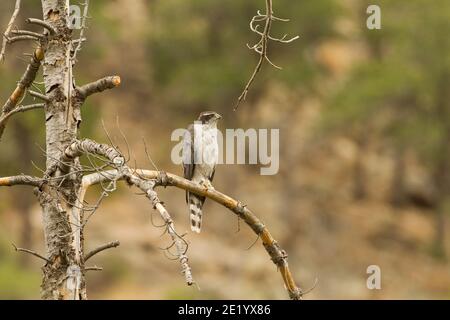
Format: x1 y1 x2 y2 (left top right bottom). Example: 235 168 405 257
142 138 159 171
128 176 194 286
234 0 299 110
11 29 44 39
101 119 122 159
7 35 40 44
115 116 131 163
72 0 90 61
0 0 21 62
85 266 103 272
26 18 56 35
0 103 44 130
12 243 50 263
29 90 49 102
301 277 319 295
84 240 120 261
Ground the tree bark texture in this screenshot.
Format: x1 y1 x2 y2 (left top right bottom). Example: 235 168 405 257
37 0 85 300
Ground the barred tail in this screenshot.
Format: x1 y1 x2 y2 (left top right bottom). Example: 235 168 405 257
189 194 205 233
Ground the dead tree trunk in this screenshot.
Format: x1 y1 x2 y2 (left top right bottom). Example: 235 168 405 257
36 0 84 299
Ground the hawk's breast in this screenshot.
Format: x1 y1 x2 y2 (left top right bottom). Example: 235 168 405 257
195 125 218 177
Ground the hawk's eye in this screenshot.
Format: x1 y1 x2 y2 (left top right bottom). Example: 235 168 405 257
200 113 215 123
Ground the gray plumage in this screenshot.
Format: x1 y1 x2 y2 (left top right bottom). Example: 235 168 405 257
183 111 221 233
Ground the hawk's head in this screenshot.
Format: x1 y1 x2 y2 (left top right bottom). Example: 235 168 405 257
198 111 222 125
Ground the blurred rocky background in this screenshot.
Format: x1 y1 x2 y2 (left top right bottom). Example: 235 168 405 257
0 0 449 299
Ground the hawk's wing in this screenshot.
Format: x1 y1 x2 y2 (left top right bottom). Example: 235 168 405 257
183 124 195 203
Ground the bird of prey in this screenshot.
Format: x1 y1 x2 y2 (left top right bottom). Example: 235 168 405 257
183 111 222 233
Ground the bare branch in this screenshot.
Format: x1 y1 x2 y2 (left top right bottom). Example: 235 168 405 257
0 0 21 62
11 29 44 39
234 0 299 110
72 0 90 61
26 18 56 35
29 90 50 102
0 103 44 131
77 156 194 285
59 138 125 173
0 174 43 187
128 176 194 286
52 136 304 298
84 240 120 262
72 38 86 44
0 46 44 139
7 35 40 44
78 76 121 99
148 170 304 299
1 46 44 113
85 266 103 272
12 243 50 263
83 169 305 299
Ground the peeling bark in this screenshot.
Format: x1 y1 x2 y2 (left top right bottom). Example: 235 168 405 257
38 0 84 300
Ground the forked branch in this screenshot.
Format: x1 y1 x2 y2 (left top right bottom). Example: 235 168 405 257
64 137 305 295
0 46 44 139
72 0 90 61
57 136 304 298
11 30 44 39
127 175 194 286
82 169 305 299
26 18 56 35
6 35 40 44
0 103 44 132
0 0 21 62
234 0 299 110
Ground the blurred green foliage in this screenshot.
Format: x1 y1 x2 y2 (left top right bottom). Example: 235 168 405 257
321 0 450 257
146 0 342 115
323 0 450 163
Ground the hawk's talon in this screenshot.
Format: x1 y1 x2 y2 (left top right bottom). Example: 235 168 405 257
199 180 214 191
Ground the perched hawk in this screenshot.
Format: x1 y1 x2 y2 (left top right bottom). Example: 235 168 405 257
183 111 222 233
